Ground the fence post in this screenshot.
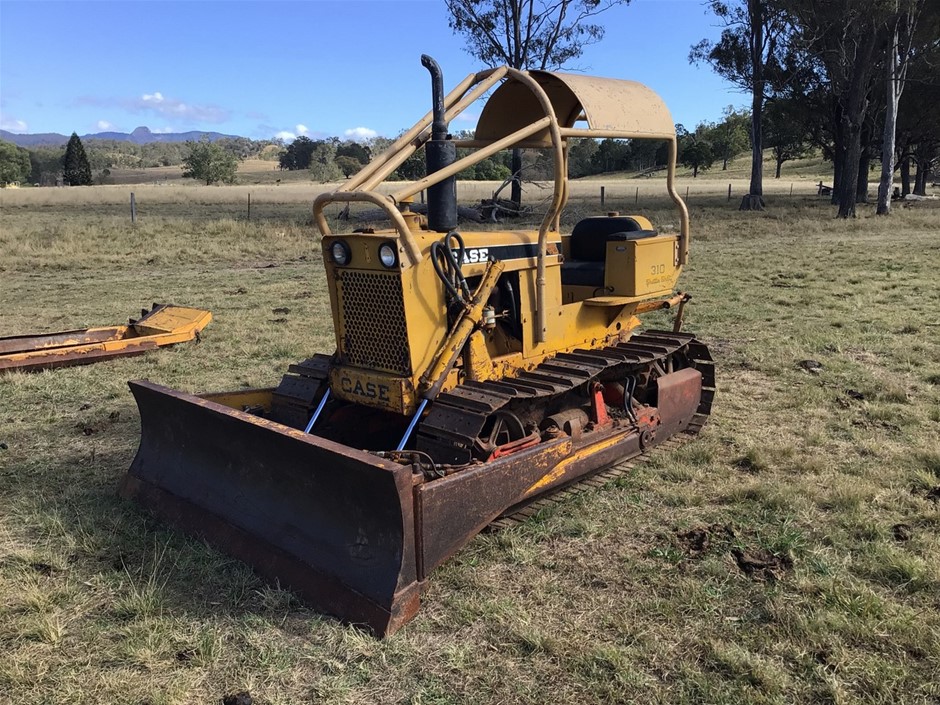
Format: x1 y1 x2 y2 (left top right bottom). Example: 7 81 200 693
248 193 251 221
130 192 136 224
728 183 732 201
685 186 690 200
600 186 605 206
635 186 639 204
420 190 425 204
790 183 794 197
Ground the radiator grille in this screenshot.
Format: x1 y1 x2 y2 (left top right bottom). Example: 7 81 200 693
336 270 411 376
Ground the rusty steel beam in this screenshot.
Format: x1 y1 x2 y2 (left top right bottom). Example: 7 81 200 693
0 304 211 373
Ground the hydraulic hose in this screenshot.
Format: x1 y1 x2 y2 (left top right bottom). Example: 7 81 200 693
431 231 470 305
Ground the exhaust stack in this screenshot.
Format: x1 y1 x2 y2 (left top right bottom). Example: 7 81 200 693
421 55 457 233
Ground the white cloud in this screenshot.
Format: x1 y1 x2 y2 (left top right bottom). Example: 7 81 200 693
272 124 316 142
133 92 228 122
344 127 378 142
97 120 115 130
75 92 230 124
152 127 174 134
0 117 28 132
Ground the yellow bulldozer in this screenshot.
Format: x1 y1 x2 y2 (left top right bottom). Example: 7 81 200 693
121 57 714 636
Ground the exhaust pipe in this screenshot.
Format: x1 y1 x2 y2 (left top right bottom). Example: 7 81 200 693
421 55 457 233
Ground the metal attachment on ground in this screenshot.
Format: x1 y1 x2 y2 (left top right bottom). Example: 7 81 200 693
0 304 211 373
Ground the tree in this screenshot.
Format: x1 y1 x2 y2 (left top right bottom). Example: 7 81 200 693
787 0 893 217
0 140 32 186
63 133 93 185
308 141 342 182
27 146 65 185
877 0 932 214
446 0 631 204
763 97 811 177
591 138 632 173
279 136 317 170
395 145 427 181
896 39 940 196
568 138 600 178
336 141 371 166
691 0 793 210
708 107 751 170
335 155 362 178
678 125 715 177
181 138 239 185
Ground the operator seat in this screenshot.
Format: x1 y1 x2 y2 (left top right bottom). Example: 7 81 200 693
561 216 658 289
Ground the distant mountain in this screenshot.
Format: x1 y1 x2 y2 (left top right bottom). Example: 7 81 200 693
0 126 238 147
0 131 71 147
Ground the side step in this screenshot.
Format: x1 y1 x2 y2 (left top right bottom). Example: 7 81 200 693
0 304 211 373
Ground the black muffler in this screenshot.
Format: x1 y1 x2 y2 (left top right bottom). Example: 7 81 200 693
421 55 457 233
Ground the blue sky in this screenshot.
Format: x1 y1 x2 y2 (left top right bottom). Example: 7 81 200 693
0 0 742 141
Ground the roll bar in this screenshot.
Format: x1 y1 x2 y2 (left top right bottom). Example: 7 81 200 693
313 64 689 344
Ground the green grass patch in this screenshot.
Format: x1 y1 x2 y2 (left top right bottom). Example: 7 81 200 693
1 185 939 704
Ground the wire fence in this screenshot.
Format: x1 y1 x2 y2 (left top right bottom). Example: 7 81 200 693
2 178 852 227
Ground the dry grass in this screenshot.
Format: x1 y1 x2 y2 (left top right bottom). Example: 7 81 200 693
1 177 939 704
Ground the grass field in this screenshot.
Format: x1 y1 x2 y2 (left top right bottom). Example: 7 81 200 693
1 178 939 705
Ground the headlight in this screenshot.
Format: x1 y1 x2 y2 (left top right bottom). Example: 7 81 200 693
330 240 351 266
378 243 397 268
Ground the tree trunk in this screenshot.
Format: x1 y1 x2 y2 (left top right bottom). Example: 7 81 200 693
836 29 878 218
741 0 764 211
877 15 901 215
856 135 870 204
742 90 765 210
775 151 783 179
831 117 845 206
901 153 912 195
510 148 522 207
838 124 862 217
913 150 928 195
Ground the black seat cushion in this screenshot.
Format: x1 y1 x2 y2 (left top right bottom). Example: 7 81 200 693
560 260 606 288
570 216 657 261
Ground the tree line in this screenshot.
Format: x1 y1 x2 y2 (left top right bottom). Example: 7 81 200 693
4 0 937 201
691 0 940 215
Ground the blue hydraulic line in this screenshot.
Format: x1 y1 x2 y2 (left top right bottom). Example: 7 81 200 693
304 388 331 434
396 398 429 451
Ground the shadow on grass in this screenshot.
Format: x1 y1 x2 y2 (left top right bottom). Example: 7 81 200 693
1 444 323 628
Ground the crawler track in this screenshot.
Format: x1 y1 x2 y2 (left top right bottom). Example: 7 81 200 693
417 330 714 467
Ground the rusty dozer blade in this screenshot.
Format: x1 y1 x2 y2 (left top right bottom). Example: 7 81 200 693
120 356 707 637
120 380 422 636
0 304 211 373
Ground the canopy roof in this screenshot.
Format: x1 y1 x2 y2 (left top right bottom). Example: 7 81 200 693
475 71 675 145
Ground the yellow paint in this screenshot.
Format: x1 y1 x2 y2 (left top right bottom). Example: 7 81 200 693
524 432 628 496
202 389 276 412
328 366 415 414
0 305 211 372
322 221 685 415
604 235 681 298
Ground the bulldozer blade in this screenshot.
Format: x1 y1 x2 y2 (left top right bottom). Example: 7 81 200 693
121 364 705 636
120 380 421 636
0 304 211 373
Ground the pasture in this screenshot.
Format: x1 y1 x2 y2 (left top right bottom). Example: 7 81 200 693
0 177 938 704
